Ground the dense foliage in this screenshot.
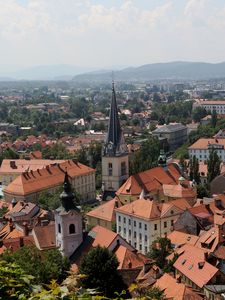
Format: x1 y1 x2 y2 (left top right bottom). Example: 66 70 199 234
79 246 125 297
1 246 70 284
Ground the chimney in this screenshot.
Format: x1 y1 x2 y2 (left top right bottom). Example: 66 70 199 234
19 237 24 247
23 222 29 236
128 261 132 269
9 220 14 232
176 275 181 283
204 252 208 261
10 160 17 169
198 262 205 269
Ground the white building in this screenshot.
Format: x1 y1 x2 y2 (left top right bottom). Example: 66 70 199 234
55 173 83 258
115 198 189 254
188 138 225 162
193 100 225 115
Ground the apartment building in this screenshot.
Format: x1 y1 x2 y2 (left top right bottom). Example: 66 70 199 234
193 100 225 115
115 198 190 254
188 138 225 162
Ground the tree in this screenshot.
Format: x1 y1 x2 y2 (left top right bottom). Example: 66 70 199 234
207 149 221 183
189 155 200 184
211 109 217 128
0 260 34 300
144 287 166 300
129 137 160 175
197 184 210 198
147 237 171 270
79 246 125 297
1 246 70 284
192 107 207 123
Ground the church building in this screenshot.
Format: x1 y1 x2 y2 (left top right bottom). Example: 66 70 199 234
102 82 129 200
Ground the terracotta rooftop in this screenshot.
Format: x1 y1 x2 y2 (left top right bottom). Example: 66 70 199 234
163 184 195 199
1 236 34 253
4 160 95 196
173 245 218 288
116 164 182 197
0 159 65 175
86 198 121 222
188 138 225 150
32 223 56 250
155 273 202 300
115 245 150 270
195 226 225 253
115 198 185 221
167 231 198 247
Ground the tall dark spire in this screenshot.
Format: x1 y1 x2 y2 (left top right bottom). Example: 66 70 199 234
103 82 127 156
59 171 77 212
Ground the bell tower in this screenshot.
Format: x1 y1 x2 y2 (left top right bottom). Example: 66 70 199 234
55 172 83 257
102 82 129 200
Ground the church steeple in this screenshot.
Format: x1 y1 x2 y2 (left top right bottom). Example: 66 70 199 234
103 82 127 157
59 171 77 212
101 81 129 200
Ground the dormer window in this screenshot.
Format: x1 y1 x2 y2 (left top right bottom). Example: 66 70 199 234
69 224 75 234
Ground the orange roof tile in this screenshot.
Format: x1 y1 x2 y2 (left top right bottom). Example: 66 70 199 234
115 245 150 269
189 138 225 150
116 164 189 198
32 223 56 249
195 226 225 253
155 273 202 300
173 245 218 288
86 198 120 222
0 159 65 175
115 199 161 220
167 231 198 247
4 160 95 196
91 225 118 248
163 184 195 199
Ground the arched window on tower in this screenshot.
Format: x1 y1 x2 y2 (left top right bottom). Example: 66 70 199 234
58 223 61 233
69 224 76 234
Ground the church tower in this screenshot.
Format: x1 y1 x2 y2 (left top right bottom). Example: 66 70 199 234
55 172 83 257
102 82 129 200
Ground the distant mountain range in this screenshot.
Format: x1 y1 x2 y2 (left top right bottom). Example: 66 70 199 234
1 61 225 81
73 61 225 82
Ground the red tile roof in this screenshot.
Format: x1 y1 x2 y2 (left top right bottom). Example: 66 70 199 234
86 198 121 222
173 245 218 288
155 273 202 300
4 160 95 196
189 138 225 150
32 223 56 250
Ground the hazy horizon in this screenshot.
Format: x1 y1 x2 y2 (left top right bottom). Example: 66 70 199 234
1 0 225 73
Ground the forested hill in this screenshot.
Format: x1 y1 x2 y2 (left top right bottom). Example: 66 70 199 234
73 61 225 82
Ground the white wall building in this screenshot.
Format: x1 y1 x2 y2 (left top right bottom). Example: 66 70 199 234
115 198 186 254
188 138 225 162
193 100 225 115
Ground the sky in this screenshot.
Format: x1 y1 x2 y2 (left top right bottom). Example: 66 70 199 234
1 0 225 72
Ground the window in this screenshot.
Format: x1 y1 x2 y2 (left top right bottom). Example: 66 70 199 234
134 231 137 238
134 220 136 227
123 228 126 234
154 224 157 230
145 235 147 242
164 221 167 228
139 244 142 250
108 163 113 176
129 230 131 236
139 233 142 240
118 215 121 222
123 217 126 224
171 220 174 226
134 242 137 248
145 246 148 253
128 219 131 225
121 162 126 176
139 222 142 229
69 224 75 234
144 224 147 230
58 223 61 233
119 226 121 232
